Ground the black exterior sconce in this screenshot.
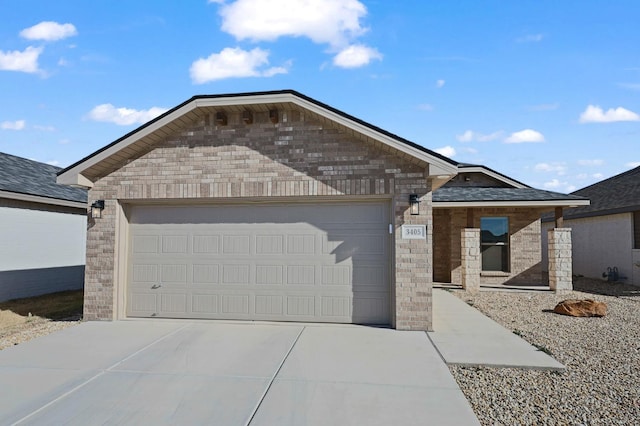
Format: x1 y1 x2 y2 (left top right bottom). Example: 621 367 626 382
409 194 420 215
91 200 105 219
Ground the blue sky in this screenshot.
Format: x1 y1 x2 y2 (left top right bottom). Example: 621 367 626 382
1 0 638 193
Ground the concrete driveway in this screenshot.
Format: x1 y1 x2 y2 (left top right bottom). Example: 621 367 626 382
0 321 479 425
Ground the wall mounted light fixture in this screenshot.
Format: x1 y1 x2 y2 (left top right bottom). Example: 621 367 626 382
91 200 105 219
409 194 420 215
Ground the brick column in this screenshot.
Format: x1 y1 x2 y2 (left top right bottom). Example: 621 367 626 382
548 228 573 293
461 228 480 294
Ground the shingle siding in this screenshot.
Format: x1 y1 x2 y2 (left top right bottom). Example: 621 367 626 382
85 109 434 330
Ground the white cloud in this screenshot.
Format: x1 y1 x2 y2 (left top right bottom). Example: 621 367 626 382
579 105 640 123
618 83 640 91
434 146 456 157
504 129 545 143
1 120 26 130
333 44 382 68
592 173 604 179
577 159 604 166
534 162 566 175
0 46 42 73
436 79 445 88
190 47 287 83
543 179 575 193
217 0 368 47
459 147 478 154
456 130 503 142
46 160 60 166
626 161 640 168
576 173 588 179
517 34 544 43
88 104 168 126
34 124 56 132
20 21 78 41
417 104 434 111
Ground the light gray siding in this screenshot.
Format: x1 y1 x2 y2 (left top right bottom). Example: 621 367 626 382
0 205 86 301
542 213 636 284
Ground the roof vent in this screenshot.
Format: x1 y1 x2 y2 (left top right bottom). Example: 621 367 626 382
215 111 227 126
242 110 253 125
269 109 279 124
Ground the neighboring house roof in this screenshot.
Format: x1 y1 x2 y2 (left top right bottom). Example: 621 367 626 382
544 165 640 221
0 152 87 208
433 187 589 208
57 90 459 188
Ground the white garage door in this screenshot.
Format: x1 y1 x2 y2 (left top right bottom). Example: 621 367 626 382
127 202 390 324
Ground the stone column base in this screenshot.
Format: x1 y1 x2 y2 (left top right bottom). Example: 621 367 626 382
548 228 573 293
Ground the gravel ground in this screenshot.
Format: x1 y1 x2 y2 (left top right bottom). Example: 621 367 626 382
0 316 80 351
449 277 640 425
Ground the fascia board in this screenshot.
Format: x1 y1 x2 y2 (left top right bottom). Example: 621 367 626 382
458 166 528 188
433 200 591 208
0 190 86 209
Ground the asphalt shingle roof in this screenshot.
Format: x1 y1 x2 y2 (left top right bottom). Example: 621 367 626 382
433 187 587 203
0 152 87 203
561 165 640 218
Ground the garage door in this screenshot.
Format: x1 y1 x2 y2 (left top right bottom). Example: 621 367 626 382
127 202 390 324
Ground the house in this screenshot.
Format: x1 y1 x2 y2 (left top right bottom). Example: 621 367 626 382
541 166 640 286
56 90 588 330
0 153 87 302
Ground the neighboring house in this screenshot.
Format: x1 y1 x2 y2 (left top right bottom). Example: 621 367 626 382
0 153 87 302
57 90 587 331
541 166 640 286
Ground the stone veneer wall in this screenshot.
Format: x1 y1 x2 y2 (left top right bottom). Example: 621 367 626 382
84 108 434 330
460 228 480 293
548 228 573 293
435 207 546 286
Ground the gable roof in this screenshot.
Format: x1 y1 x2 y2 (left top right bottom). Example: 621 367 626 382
433 187 588 208
455 163 529 188
57 90 459 188
556 165 640 219
0 152 87 208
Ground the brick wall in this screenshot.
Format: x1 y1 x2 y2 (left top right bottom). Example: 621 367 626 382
434 207 545 286
84 108 434 329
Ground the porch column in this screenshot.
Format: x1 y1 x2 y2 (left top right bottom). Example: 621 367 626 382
548 228 573 293
461 228 480 294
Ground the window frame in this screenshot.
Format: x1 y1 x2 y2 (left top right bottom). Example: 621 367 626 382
480 216 510 272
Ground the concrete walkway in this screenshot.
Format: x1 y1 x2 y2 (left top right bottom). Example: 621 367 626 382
0 320 479 425
428 289 565 370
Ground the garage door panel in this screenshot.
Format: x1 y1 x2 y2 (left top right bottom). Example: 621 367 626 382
192 264 219 284
192 294 219 314
193 235 220 254
160 264 187 284
255 265 283 285
127 202 390 324
132 235 159 254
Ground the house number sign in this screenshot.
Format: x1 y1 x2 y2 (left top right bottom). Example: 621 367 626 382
401 225 426 239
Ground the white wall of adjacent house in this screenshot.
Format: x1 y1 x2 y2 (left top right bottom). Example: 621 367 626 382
541 212 636 285
0 206 86 270
0 206 86 301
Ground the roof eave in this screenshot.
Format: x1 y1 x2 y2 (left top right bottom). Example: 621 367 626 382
433 199 591 208
456 165 529 188
0 189 87 209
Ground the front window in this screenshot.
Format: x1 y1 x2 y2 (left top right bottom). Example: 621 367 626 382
480 217 509 272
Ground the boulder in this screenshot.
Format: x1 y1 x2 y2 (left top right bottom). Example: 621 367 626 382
553 299 607 317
